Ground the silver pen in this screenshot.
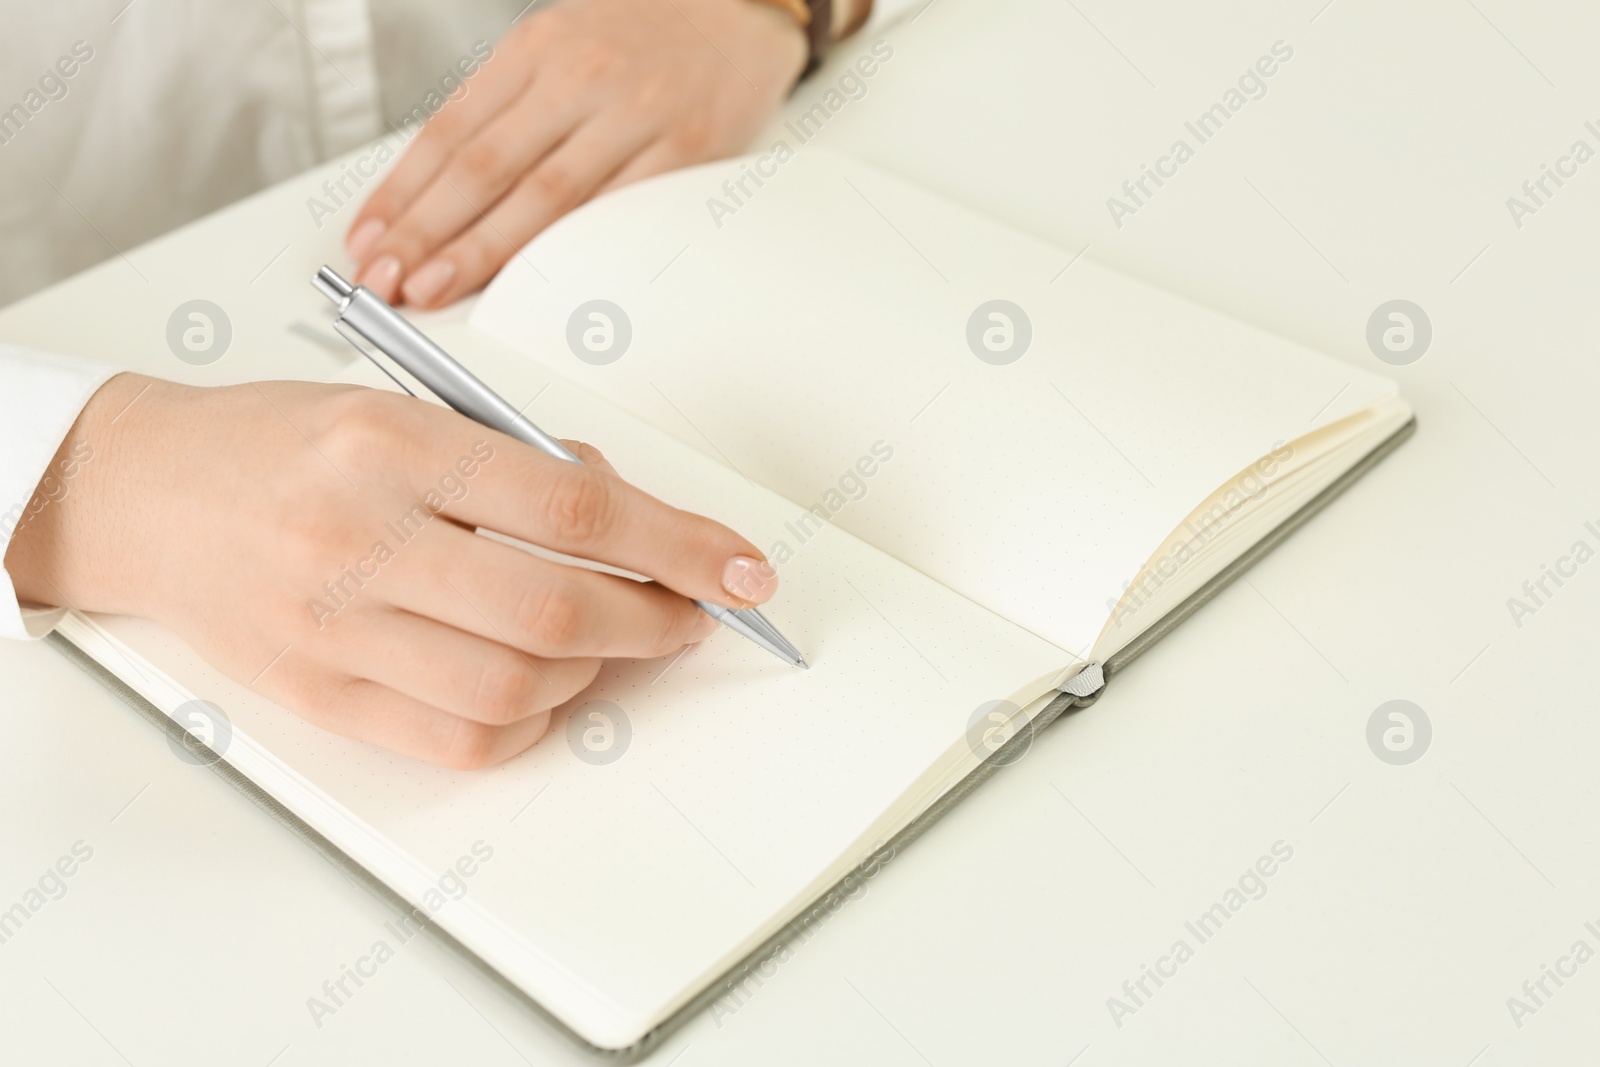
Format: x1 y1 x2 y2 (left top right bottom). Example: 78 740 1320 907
313 266 807 669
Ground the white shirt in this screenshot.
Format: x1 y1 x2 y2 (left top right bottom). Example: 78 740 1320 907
0 0 526 305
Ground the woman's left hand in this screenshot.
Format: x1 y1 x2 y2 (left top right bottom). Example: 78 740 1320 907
345 0 807 308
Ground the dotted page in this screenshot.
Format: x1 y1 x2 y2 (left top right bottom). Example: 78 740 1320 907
473 149 1398 657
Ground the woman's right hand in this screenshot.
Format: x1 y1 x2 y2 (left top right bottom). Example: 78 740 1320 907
3 374 780 768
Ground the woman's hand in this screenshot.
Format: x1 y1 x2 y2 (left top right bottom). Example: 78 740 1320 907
345 0 807 308
4 375 779 768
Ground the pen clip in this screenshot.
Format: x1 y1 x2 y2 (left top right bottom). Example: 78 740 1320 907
331 317 421 399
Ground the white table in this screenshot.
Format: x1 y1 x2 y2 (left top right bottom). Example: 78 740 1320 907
3 1 1597 1063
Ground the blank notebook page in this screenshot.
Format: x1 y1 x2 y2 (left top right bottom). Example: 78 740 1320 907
83 366 1072 1049
472 149 1398 656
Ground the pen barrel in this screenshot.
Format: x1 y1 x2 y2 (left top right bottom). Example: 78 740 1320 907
341 288 580 465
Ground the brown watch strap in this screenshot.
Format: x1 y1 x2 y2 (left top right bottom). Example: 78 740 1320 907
801 0 833 78
750 0 871 81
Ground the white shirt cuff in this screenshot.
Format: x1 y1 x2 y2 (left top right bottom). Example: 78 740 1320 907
0 345 119 640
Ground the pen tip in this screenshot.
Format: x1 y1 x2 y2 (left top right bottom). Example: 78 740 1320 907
796 656 811 670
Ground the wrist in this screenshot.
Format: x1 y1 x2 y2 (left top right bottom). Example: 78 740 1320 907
742 0 821 79
747 0 868 39
713 0 808 88
746 0 872 76
5 373 183 619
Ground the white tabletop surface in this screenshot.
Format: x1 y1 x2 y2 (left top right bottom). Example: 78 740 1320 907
3 1 1598 1063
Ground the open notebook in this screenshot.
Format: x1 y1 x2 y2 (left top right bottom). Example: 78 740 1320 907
52 149 1412 1056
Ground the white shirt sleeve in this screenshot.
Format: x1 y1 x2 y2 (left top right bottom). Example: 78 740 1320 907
0 345 118 640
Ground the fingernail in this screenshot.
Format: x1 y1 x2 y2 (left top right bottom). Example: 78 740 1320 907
688 611 720 642
346 218 386 260
358 255 402 301
721 556 779 606
403 259 457 305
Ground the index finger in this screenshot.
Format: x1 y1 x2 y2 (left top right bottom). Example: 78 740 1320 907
404 410 779 610
344 46 532 259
